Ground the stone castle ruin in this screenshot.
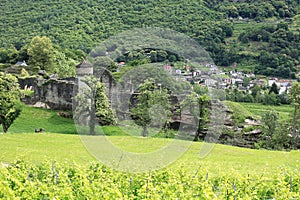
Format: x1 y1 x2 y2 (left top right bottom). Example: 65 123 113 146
18 61 262 148
18 61 114 110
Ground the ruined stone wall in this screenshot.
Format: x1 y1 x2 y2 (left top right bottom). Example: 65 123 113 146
18 76 262 148
18 72 114 111
18 77 76 110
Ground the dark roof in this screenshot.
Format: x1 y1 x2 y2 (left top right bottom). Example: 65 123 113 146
76 60 92 68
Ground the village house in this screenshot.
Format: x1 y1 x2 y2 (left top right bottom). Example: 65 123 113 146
192 69 201 77
268 78 292 94
175 69 181 75
15 61 28 67
268 77 279 87
205 78 218 87
163 64 172 73
231 78 243 86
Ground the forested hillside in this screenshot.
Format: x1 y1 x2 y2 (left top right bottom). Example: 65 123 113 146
0 0 299 77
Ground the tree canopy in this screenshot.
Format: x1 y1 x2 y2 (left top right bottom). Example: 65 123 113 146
27 36 55 72
130 78 171 137
0 0 299 78
289 82 300 136
0 72 22 133
74 76 115 135
181 92 210 141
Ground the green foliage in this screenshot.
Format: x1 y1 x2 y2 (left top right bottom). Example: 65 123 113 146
20 68 29 78
0 0 299 77
21 85 34 98
95 82 116 126
226 84 288 105
130 78 171 137
289 82 300 136
0 46 18 64
116 64 191 98
257 110 294 150
91 56 118 73
263 92 281 106
112 66 134 80
269 82 279 94
262 110 279 136
193 84 208 96
0 0 223 52
53 51 76 78
225 101 258 126
0 160 299 199
181 92 210 141
251 85 261 98
0 72 22 133
27 36 55 72
244 25 300 78
74 76 115 135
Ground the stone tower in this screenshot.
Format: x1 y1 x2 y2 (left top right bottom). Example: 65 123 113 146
76 60 93 77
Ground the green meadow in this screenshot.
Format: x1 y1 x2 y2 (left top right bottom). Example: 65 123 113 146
240 102 294 121
0 104 299 176
1 104 299 199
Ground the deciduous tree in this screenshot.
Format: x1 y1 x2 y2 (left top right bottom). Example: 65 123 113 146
53 51 76 78
289 82 300 137
181 92 210 141
130 78 171 137
27 36 55 72
0 72 22 133
74 76 115 135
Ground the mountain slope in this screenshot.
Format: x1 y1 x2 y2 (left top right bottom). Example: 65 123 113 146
0 0 221 51
0 0 299 77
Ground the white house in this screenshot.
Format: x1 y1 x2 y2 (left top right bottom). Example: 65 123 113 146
15 61 28 67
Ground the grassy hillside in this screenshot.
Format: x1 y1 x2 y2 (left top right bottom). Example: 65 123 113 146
0 104 298 174
0 133 299 176
1 104 299 198
240 102 294 121
225 101 294 121
5 105 76 134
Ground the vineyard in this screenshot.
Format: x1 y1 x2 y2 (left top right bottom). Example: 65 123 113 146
0 160 299 199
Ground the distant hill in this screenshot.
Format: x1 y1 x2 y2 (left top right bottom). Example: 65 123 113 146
0 0 299 77
0 0 221 50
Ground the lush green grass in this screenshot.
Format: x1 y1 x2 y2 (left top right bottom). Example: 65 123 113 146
0 133 299 176
0 103 298 176
225 101 258 119
240 102 294 121
3 105 77 134
0 133 93 166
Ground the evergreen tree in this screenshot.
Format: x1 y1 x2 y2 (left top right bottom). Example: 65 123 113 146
269 82 279 94
95 83 116 126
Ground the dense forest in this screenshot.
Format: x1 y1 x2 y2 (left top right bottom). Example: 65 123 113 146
0 0 299 77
